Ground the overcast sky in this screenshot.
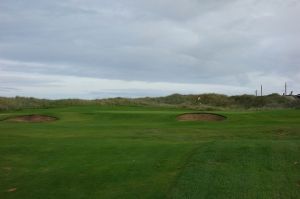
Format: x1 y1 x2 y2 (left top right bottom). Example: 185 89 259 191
0 0 299 99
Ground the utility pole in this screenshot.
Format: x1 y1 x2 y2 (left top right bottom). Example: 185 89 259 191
261 85 263 96
255 90 258 96
285 82 287 96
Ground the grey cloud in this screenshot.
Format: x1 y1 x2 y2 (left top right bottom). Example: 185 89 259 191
0 87 20 92
0 0 299 97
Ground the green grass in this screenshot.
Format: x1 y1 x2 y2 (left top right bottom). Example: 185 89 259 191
0 105 299 198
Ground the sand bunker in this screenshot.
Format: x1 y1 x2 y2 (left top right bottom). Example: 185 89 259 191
177 113 226 121
5 115 57 122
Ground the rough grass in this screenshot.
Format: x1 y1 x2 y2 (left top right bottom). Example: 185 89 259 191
1 93 299 111
0 105 299 199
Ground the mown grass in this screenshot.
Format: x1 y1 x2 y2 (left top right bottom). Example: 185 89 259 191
0 105 299 199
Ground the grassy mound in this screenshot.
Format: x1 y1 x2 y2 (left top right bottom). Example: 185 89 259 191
0 93 299 111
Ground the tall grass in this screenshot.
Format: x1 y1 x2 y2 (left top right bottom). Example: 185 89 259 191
0 93 299 111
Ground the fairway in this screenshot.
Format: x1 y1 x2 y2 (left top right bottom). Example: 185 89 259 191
0 106 300 199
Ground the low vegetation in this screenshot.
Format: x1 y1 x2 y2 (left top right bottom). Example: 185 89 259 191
0 93 299 111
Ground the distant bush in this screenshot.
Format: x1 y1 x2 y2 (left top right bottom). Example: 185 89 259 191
199 93 232 107
0 96 51 111
230 95 265 108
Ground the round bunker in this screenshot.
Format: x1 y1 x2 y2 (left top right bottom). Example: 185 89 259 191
5 115 58 123
177 113 226 122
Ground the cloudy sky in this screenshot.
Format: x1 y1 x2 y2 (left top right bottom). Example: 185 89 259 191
0 0 299 99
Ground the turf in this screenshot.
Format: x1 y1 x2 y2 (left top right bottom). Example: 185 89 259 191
0 105 299 199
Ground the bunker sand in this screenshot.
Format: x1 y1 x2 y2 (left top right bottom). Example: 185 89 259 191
5 115 57 122
177 113 226 121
